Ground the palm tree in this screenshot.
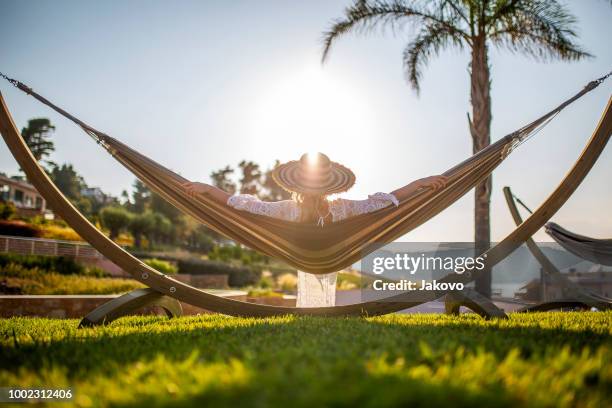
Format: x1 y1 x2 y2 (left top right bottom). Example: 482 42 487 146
322 0 590 297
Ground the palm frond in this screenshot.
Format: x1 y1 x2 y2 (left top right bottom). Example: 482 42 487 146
403 24 463 93
489 0 591 61
321 0 469 63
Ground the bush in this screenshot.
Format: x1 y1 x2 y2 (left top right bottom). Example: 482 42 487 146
0 220 41 237
277 273 297 291
256 275 274 289
208 245 268 265
0 201 16 220
144 258 178 275
0 253 89 275
0 263 143 294
247 288 282 298
39 224 82 241
177 258 261 287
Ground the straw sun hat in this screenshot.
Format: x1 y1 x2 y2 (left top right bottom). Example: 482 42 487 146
272 152 356 196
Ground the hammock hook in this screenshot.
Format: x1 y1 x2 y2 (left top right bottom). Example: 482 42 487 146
0 72 32 95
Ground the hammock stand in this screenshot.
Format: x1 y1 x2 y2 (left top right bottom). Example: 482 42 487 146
503 187 612 312
0 74 610 325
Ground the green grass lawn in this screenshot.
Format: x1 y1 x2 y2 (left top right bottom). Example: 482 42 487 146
1 312 610 408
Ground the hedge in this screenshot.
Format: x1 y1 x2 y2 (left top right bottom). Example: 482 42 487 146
0 220 41 237
177 259 261 287
0 253 106 277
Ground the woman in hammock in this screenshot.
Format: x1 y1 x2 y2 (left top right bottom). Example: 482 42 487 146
182 152 447 307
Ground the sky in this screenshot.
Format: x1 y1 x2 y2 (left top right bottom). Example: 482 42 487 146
0 0 610 243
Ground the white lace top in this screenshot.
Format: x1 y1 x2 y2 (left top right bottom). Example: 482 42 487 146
226 192 399 224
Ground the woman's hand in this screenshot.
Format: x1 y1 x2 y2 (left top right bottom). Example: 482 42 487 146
182 181 211 198
418 175 449 191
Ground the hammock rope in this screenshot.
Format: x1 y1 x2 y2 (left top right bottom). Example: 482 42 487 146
0 74 610 316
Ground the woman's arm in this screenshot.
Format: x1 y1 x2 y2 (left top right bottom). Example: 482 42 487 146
181 181 231 204
391 175 449 202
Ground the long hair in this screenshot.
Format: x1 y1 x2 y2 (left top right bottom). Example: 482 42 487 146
293 192 328 223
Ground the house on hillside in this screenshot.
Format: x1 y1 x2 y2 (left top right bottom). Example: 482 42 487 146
80 187 113 205
0 174 50 217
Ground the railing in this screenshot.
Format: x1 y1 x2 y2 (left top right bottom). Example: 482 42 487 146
0 235 103 260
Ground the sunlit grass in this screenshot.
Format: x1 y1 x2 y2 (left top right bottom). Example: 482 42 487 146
0 312 610 407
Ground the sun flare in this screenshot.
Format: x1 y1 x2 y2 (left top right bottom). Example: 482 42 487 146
248 64 375 164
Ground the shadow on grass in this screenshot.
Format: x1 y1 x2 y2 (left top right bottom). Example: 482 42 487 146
0 314 610 407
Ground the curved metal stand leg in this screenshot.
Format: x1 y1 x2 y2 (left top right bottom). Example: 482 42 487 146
444 289 508 320
79 288 183 328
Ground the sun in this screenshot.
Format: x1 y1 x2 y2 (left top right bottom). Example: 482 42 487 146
247 63 375 165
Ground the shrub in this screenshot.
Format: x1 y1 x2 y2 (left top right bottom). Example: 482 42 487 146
256 275 274 289
1 263 143 294
0 253 86 275
208 245 268 265
337 271 365 290
0 201 16 220
39 224 82 241
0 220 41 237
144 258 178 275
247 288 282 298
177 258 261 287
277 273 297 291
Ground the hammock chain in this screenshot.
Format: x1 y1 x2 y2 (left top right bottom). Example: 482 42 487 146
0 72 32 95
592 70 612 86
0 72 19 88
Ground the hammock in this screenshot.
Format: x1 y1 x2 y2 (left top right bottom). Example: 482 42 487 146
0 74 610 317
508 191 612 266
0 74 608 274
545 223 612 266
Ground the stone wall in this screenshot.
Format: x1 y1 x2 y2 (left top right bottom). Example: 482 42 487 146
0 291 248 319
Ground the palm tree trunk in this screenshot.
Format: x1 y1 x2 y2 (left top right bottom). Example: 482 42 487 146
470 38 492 298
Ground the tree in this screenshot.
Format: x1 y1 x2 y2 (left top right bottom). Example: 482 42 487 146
262 160 291 201
238 160 262 195
50 164 85 201
185 224 215 253
210 165 237 195
149 212 172 246
75 197 93 218
100 206 132 240
128 212 155 249
151 192 182 222
130 179 151 213
322 0 589 297
21 118 55 168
